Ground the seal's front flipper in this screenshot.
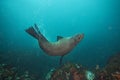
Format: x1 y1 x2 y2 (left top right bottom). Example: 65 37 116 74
59 55 64 65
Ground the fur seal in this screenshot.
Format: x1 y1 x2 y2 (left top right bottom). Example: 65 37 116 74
25 24 84 64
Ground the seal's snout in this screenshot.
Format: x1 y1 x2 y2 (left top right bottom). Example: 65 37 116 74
80 33 84 39
74 33 84 43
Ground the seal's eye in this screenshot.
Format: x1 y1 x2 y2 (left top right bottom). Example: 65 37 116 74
78 36 81 40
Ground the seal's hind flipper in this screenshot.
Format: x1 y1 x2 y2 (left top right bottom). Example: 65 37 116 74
25 27 39 39
34 24 41 34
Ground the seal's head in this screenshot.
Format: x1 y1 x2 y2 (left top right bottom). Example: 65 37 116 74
73 34 84 45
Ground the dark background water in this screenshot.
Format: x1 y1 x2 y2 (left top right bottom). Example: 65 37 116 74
0 0 120 79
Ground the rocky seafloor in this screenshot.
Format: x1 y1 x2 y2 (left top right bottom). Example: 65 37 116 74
0 53 120 80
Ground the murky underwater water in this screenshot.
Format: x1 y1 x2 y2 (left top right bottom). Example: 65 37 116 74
0 0 120 79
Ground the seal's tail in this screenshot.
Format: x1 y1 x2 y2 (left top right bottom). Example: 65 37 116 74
25 24 40 39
